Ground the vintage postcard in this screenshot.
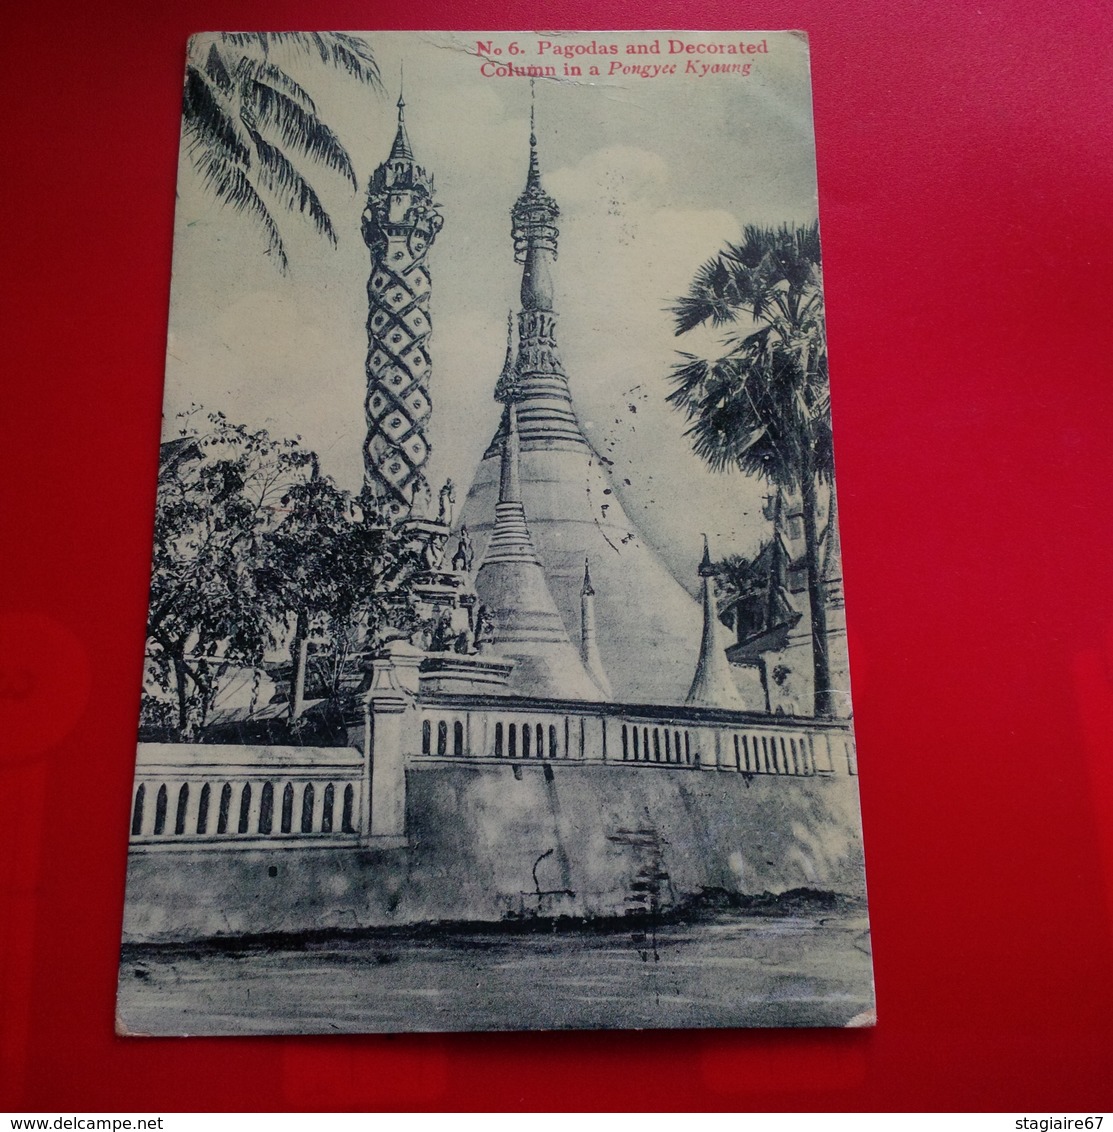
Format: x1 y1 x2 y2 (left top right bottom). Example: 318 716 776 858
118 30 874 1033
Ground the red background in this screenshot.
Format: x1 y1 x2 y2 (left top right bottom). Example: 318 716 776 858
2 0 1112 1112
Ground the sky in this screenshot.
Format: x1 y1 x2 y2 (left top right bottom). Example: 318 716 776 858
163 30 821 584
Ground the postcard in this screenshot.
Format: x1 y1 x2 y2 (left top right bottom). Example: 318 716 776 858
117 30 874 1033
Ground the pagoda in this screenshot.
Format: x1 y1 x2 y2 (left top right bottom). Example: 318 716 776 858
457 97 700 704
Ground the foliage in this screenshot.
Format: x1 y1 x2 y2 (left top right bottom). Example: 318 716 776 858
711 553 763 619
668 221 836 716
668 222 831 489
145 409 313 735
182 32 380 272
144 409 420 738
257 472 424 707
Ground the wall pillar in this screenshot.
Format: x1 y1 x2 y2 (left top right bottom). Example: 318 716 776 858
363 646 419 844
811 732 833 775
844 735 858 775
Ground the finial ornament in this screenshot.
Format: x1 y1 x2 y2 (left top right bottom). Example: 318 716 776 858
513 82 559 304
527 81 541 187
494 309 519 403
385 67 415 162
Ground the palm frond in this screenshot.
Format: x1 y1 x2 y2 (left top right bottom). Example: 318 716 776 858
241 118 336 244
723 231 765 272
671 254 740 334
309 32 381 86
183 32 380 273
190 144 288 271
218 31 272 51
238 57 319 113
202 42 235 94
685 416 769 475
246 76 356 187
668 336 819 486
221 31 381 88
665 353 710 415
719 325 775 356
182 64 250 166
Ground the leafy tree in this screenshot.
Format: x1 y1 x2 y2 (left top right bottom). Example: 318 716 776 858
145 409 313 735
668 221 836 717
258 471 424 721
182 32 380 272
145 408 424 738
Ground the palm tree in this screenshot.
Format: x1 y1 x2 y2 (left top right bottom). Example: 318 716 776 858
668 221 836 717
182 32 380 272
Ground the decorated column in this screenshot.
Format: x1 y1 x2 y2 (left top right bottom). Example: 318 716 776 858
361 90 443 518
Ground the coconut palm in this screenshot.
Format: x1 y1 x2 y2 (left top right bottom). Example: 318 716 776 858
668 221 836 717
182 32 380 272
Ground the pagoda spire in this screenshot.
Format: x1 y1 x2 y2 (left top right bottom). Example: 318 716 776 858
526 85 542 191
481 401 538 568
493 310 519 403
388 69 413 161
513 84 559 314
687 536 746 709
498 402 524 509
484 87 589 457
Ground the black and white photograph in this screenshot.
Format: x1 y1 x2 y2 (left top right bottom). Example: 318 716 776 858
116 29 874 1034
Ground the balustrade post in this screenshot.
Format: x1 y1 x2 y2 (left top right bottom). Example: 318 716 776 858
189 782 205 835
363 643 418 843
247 781 263 835
845 736 858 775
311 781 326 832
808 732 829 774
796 733 810 775
138 783 153 836
698 726 719 770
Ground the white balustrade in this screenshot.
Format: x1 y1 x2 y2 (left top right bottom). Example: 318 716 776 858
413 697 853 779
130 701 855 850
129 744 365 848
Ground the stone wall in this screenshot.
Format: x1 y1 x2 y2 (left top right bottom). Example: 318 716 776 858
121 760 867 943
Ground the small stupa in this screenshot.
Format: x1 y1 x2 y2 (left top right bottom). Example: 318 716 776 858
473 402 605 701
686 536 746 709
579 559 612 700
